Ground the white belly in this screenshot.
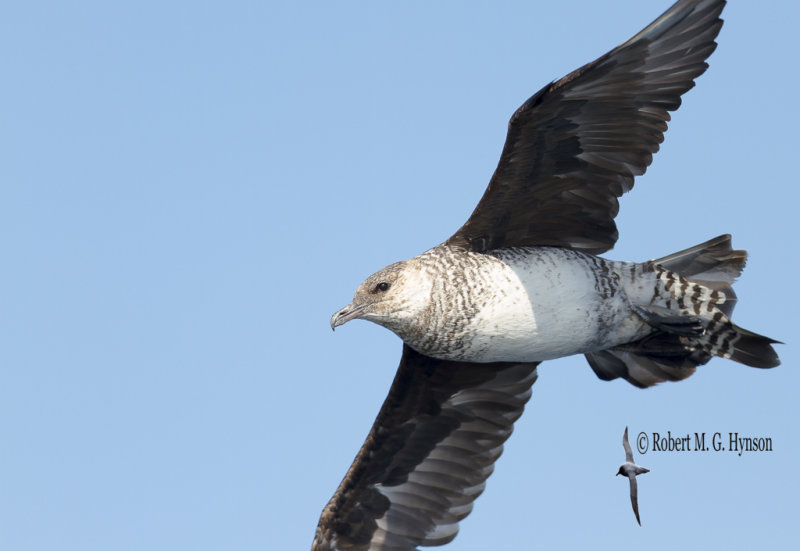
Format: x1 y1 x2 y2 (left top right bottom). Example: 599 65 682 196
459 248 638 362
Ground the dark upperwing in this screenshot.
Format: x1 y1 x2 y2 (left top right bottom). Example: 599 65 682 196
446 0 725 254
314 0 727 548
312 345 538 550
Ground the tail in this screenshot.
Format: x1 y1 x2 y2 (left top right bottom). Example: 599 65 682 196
586 235 780 388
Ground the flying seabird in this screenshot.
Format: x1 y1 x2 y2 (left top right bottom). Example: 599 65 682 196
312 1 780 549
617 427 650 526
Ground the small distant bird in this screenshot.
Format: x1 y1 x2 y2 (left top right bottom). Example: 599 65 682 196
313 1 780 549
617 427 650 526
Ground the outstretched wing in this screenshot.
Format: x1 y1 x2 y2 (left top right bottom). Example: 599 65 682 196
629 475 642 526
312 345 539 551
622 426 634 463
446 0 726 254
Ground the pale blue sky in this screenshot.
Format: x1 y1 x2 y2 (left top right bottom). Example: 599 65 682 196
2 1 798 550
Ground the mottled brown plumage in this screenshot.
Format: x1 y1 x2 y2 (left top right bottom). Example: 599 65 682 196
312 1 778 550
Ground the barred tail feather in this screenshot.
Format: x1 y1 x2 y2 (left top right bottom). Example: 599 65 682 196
586 235 780 388
651 234 745 316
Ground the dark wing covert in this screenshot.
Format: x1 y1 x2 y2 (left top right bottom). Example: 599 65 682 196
447 0 726 254
312 345 538 551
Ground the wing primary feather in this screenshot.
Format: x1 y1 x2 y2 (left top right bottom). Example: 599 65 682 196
446 0 726 254
311 345 538 550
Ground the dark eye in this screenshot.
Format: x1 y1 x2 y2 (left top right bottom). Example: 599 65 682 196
375 282 390 292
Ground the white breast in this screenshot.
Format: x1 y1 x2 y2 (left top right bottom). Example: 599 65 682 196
459 248 636 362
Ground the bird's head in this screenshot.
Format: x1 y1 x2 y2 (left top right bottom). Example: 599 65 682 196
615 466 624 477
330 259 432 336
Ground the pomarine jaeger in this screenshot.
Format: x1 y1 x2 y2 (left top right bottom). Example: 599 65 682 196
313 1 779 549
617 426 650 526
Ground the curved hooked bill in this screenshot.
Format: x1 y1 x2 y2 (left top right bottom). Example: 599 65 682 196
330 303 367 331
